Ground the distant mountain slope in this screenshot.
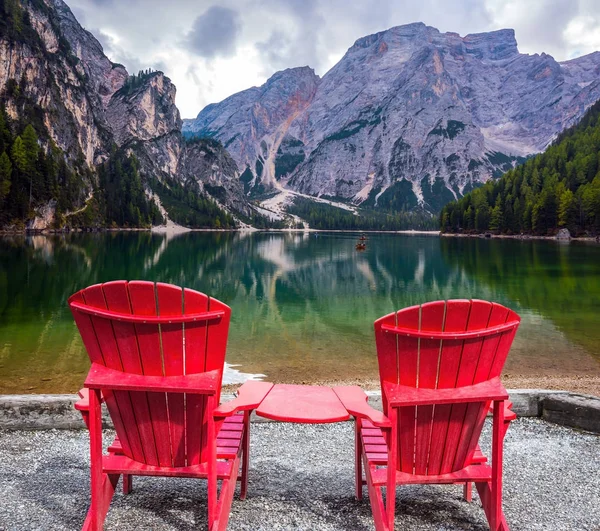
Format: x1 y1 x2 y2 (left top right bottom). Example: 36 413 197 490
0 0 255 230
184 23 600 213
440 98 600 235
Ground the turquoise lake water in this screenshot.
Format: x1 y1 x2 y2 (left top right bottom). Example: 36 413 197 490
1 231 599 393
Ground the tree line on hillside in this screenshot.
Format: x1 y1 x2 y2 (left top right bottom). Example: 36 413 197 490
98 148 164 228
148 176 236 229
440 99 600 236
0 102 165 229
0 106 84 227
287 197 438 231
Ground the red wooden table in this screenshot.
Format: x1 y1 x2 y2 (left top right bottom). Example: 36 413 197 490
214 381 389 426
256 384 351 423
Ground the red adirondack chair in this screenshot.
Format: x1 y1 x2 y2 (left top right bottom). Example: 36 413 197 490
354 300 520 531
69 281 263 531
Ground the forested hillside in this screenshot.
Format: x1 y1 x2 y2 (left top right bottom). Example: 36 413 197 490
440 100 600 236
287 198 438 231
0 106 86 228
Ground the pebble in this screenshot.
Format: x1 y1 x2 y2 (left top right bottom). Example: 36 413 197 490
0 418 598 530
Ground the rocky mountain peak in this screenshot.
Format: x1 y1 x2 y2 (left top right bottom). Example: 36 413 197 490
184 22 600 214
108 71 181 146
463 29 518 60
0 0 258 229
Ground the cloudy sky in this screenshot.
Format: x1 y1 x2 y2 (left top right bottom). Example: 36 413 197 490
67 0 600 119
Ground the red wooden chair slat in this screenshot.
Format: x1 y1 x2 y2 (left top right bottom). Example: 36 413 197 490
364 299 520 531
69 281 251 531
183 287 210 467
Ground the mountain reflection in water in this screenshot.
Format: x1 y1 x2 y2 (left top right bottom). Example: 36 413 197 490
0 231 599 393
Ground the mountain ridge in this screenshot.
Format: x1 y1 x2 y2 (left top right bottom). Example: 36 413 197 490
184 22 600 213
0 0 255 230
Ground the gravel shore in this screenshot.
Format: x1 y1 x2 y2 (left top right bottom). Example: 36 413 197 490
0 418 598 530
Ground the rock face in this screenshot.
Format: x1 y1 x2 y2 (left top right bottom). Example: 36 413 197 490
0 0 251 227
184 23 600 212
184 66 319 191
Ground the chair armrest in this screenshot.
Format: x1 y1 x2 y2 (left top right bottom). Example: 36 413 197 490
84 363 220 394
383 377 509 407
490 400 517 421
74 388 107 411
74 388 90 412
333 386 391 428
214 381 274 418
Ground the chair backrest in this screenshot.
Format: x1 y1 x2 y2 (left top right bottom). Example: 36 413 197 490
69 280 231 468
374 299 520 476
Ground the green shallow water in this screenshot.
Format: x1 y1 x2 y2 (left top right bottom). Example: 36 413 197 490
1 232 599 393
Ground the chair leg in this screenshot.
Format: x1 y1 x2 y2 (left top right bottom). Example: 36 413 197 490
477 400 508 531
355 418 363 500
240 411 250 500
463 481 472 502
84 389 118 531
365 467 391 531
122 474 132 494
208 397 218 530
386 408 397 531
211 453 242 531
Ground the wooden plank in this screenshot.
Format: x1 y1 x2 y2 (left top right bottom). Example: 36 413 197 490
332 386 391 427
427 300 471 475
383 378 508 406
216 431 243 440
414 301 445 475
379 321 518 340
157 283 186 467
128 281 172 467
453 401 490 470
362 436 386 445
256 385 350 423
183 288 209 466
374 311 399 412
216 439 241 448
69 301 223 324
371 463 493 486
394 305 420 473
487 308 520 379
214 381 274 417
103 281 159 466
85 363 219 393
205 296 231 395
102 454 233 479
81 284 141 462
473 303 510 384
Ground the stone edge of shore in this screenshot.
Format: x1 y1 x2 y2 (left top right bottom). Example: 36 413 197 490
0 389 600 433
0 389 599 434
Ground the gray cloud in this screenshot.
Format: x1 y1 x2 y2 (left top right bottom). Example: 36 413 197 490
185 6 241 59
65 0 600 118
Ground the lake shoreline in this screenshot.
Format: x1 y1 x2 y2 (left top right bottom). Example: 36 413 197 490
1 227 441 236
441 232 600 242
222 374 600 398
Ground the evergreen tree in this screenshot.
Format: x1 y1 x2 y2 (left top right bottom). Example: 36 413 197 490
0 151 12 203
440 98 600 235
10 135 26 172
489 195 504 231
